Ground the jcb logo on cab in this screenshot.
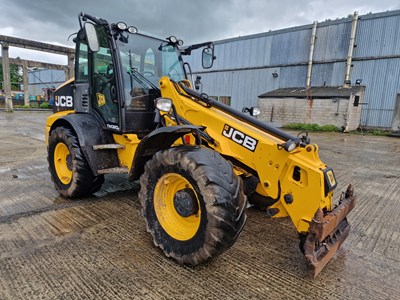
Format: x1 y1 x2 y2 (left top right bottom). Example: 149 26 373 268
55 96 73 107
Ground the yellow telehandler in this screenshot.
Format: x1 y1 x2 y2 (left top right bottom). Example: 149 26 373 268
45 13 355 277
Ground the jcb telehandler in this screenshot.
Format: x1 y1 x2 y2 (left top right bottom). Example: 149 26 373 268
45 13 356 277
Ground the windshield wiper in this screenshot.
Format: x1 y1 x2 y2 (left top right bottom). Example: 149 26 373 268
128 68 160 92
127 49 160 92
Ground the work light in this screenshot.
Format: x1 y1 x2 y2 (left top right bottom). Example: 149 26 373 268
156 98 172 112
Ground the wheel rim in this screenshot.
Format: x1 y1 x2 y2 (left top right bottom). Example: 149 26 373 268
154 173 201 241
54 142 72 185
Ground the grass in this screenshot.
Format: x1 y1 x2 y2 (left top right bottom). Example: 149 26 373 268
283 123 391 136
12 103 52 109
282 123 341 132
39 102 52 109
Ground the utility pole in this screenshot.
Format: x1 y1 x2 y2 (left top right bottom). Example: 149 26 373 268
22 61 29 106
344 11 359 86
1 42 13 111
67 53 75 79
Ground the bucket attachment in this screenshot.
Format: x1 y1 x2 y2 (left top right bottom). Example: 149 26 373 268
302 185 356 277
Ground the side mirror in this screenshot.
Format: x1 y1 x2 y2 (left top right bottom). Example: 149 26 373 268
202 47 214 69
242 106 261 117
84 23 99 52
250 106 261 117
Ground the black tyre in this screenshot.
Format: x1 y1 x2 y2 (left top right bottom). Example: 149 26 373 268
248 192 278 211
139 146 247 265
48 126 104 198
242 176 278 210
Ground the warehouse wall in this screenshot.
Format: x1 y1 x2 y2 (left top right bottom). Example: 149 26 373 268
185 10 400 129
258 94 363 131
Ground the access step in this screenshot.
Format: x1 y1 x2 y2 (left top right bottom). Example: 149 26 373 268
97 167 129 175
93 144 125 150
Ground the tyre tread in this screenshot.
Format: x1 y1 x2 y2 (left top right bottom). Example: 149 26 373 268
139 146 247 265
48 126 104 198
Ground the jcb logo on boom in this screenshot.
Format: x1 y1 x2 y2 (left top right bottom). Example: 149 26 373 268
222 124 258 152
55 96 73 107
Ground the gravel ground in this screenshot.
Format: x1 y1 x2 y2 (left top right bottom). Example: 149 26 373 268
0 111 399 299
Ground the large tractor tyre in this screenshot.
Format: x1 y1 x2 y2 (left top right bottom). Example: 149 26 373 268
48 126 104 198
248 192 278 211
242 176 278 211
139 146 247 265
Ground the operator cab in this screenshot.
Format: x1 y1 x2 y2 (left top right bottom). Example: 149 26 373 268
74 25 180 136
67 15 214 137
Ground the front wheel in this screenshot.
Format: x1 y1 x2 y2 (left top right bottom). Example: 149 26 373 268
139 146 247 265
48 126 104 198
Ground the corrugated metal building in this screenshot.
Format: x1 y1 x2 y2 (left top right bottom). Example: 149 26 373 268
28 69 66 98
185 10 400 129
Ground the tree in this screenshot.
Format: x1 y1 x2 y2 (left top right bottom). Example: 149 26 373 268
0 63 22 91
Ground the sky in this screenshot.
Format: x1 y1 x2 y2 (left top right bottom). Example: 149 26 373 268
0 0 399 65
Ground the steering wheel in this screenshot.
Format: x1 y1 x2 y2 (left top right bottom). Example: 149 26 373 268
94 73 112 92
143 71 155 77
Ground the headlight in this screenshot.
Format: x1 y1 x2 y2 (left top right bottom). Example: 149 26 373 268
117 22 128 30
283 140 298 152
127 26 138 34
155 98 172 112
168 36 178 43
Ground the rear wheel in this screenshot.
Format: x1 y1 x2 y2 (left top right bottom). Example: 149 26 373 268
248 192 278 210
48 126 104 198
242 176 278 210
139 146 247 265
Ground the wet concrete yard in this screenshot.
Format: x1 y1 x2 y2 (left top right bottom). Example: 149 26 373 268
0 111 399 299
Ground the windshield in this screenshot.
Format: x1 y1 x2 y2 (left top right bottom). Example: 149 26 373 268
116 33 185 107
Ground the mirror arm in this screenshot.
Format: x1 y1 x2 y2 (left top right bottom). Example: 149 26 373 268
79 12 108 26
180 41 214 56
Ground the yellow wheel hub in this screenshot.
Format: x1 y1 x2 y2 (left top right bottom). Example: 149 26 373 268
54 142 72 185
154 173 201 241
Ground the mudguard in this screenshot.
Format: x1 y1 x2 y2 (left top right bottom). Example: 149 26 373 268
49 113 119 175
129 125 203 181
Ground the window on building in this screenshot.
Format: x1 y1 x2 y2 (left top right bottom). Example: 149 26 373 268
219 96 231 106
354 95 360 107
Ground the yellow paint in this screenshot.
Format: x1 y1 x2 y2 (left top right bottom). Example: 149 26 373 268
112 134 141 169
44 75 339 236
45 110 75 145
158 76 334 234
54 142 72 184
153 173 201 241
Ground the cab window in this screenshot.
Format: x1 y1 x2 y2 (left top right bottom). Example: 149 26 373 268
91 26 119 126
76 37 88 83
144 48 156 76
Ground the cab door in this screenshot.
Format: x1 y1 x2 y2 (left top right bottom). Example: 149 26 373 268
73 32 90 113
90 26 121 131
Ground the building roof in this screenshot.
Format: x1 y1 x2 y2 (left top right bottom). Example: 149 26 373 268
214 10 400 45
259 85 365 99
